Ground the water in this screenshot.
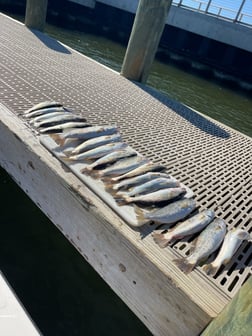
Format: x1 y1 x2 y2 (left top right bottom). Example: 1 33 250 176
45 24 252 138
1 12 252 336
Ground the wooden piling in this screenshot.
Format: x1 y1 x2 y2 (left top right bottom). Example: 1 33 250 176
201 277 252 336
120 0 172 83
25 0 48 31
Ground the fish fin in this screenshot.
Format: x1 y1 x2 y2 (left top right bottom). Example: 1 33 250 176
50 133 65 146
152 233 169 248
173 258 195 274
202 264 218 277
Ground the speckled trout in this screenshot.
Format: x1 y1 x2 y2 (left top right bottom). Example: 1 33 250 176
173 218 226 274
120 187 185 205
106 172 171 192
51 125 118 145
152 209 215 248
64 142 127 161
118 177 180 197
203 228 251 276
82 147 137 174
136 198 196 225
68 133 122 155
24 101 62 114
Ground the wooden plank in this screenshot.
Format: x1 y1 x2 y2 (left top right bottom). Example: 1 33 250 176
201 276 252 335
0 104 229 336
121 0 172 83
25 0 48 31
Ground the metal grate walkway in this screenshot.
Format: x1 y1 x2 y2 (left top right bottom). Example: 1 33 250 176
0 13 251 299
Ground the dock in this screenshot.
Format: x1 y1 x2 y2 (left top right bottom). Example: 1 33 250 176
0 13 251 336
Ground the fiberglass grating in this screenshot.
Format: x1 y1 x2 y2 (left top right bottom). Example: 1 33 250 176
0 14 251 298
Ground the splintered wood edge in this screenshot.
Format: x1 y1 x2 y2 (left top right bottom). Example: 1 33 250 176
0 105 229 336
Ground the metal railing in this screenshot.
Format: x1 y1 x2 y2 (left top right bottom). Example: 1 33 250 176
172 0 252 26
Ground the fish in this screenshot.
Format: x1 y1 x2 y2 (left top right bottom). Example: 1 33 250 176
51 125 118 146
63 142 127 161
81 147 137 174
93 156 148 179
119 187 185 205
29 111 73 124
203 228 251 276
67 133 122 155
24 101 62 114
152 209 215 248
24 106 68 118
110 162 166 182
34 115 87 129
136 198 196 225
173 218 227 274
106 172 171 192
39 122 91 134
118 177 180 197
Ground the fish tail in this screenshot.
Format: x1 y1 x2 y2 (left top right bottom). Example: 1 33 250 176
63 149 73 156
134 206 148 226
202 264 218 277
61 156 74 162
80 166 93 175
115 198 128 206
104 183 117 194
50 133 65 146
173 258 195 274
152 233 170 248
105 187 120 197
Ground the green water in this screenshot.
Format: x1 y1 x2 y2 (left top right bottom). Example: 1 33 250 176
45 24 252 138
1 13 252 336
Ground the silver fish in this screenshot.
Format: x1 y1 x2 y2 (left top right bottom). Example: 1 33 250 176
173 218 226 274
24 106 67 118
121 187 185 205
24 101 62 114
34 115 86 128
52 126 118 146
64 142 127 161
136 198 196 225
82 147 137 174
110 162 166 182
30 111 73 124
69 133 122 155
121 177 180 197
152 209 215 248
95 156 148 179
40 122 91 134
107 172 171 192
203 228 251 276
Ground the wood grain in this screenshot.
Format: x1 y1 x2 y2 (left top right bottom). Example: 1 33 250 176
0 104 229 336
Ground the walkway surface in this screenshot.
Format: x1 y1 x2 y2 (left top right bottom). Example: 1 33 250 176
0 13 251 336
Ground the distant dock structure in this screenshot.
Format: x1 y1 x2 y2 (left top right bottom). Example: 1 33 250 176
0 13 252 336
68 0 252 85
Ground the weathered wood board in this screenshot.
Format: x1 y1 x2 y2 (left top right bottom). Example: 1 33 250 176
0 104 229 336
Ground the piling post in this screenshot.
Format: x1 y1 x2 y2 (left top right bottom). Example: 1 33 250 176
201 277 252 336
25 0 48 31
120 0 172 83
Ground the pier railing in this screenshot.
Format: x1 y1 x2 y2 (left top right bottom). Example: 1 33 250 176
172 0 252 26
